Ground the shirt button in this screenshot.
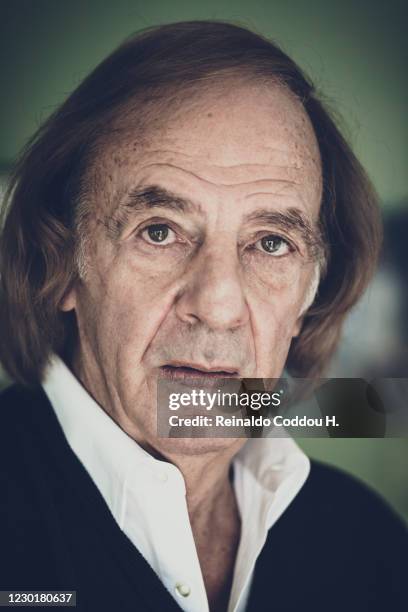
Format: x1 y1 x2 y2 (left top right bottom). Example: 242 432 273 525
175 583 191 598
156 471 168 483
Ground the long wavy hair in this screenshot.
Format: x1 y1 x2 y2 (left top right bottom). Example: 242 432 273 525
0 21 382 386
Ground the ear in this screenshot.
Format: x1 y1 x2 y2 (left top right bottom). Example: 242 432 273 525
59 287 77 312
292 314 304 338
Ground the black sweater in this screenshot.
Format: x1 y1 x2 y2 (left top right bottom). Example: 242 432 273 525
0 384 407 611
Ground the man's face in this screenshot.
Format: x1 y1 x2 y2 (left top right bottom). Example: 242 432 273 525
62 82 322 454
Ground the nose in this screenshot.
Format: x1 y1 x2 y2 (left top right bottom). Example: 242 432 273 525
175 243 249 331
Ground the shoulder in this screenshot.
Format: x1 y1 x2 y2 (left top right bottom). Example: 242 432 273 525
305 460 406 527
0 383 53 459
0 382 40 407
0 382 48 414
253 460 407 611
285 459 407 560
0 383 44 427
297 460 407 536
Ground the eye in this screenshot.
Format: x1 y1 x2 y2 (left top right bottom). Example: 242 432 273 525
141 223 177 246
255 234 291 256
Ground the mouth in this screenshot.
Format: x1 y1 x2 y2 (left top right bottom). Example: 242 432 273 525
159 362 240 382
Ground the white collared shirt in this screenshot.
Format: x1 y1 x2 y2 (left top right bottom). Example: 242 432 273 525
42 355 310 612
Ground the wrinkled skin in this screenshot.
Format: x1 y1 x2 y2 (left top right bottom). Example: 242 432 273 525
61 82 323 459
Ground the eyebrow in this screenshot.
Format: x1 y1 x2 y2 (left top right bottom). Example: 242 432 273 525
104 185 202 239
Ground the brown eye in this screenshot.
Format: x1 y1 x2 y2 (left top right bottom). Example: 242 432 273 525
256 235 291 256
142 224 176 245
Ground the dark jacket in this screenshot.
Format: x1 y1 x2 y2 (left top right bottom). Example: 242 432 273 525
0 384 407 611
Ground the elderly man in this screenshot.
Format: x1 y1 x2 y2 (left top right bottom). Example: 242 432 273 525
0 21 406 612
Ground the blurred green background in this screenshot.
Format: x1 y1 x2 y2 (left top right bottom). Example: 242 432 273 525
1 0 407 521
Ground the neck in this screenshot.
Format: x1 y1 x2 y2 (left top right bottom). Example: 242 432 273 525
158 442 244 519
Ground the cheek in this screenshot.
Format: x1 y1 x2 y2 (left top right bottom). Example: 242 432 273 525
244 261 313 376
83 251 185 362
250 298 298 376
244 255 311 316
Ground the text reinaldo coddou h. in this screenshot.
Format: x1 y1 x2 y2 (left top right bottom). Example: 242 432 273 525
167 389 339 429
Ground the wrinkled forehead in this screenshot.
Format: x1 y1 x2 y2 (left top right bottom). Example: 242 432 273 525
85 81 323 218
